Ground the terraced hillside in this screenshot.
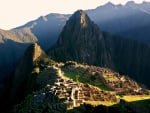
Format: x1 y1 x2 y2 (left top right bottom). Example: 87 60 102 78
12 61 150 113
62 61 149 95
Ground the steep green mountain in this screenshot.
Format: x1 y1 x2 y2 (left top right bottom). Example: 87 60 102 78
0 28 37 106
0 41 29 108
48 10 113 67
10 43 54 104
48 10 150 88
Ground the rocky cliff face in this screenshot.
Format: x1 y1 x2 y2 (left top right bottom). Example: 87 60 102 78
32 43 43 61
48 10 150 88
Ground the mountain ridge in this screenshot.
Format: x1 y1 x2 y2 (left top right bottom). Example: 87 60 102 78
1 1 150 48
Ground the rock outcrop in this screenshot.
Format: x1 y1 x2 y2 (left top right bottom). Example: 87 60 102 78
10 43 51 103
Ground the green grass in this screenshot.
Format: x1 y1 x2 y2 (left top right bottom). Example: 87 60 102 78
85 101 117 106
121 95 150 102
63 67 112 91
118 95 150 108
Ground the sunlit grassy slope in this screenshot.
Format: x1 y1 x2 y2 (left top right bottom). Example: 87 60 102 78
85 101 117 106
80 95 150 107
121 95 150 102
62 65 150 107
63 67 112 91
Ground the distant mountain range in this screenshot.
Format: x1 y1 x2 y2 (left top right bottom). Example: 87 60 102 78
10 1 150 48
14 14 69 50
87 1 150 43
1 1 150 49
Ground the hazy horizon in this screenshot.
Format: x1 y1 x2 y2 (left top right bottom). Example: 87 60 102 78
0 0 149 30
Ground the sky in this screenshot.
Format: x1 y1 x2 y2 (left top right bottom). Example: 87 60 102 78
0 0 149 30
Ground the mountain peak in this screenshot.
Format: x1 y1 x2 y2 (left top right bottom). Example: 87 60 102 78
106 1 114 6
104 2 115 8
28 43 42 61
48 10 110 66
126 1 136 6
52 9 102 47
78 10 88 27
72 10 86 17
33 43 42 61
11 43 51 102
73 10 85 15
69 10 91 28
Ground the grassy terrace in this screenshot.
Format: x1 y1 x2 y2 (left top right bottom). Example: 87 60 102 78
85 101 117 106
121 95 150 102
62 65 150 109
79 95 150 107
63 67 112 91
